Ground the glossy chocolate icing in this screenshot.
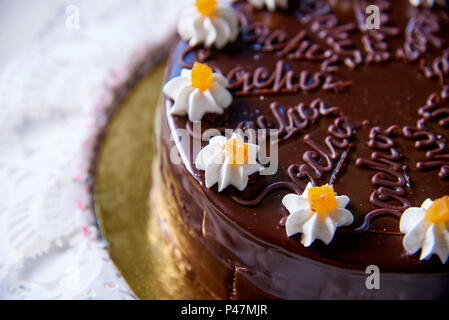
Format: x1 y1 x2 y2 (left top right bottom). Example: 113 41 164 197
158 0 449 299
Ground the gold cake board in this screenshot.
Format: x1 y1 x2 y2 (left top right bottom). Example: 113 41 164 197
93 62 212 299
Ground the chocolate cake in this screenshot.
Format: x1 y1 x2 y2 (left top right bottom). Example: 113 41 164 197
152 0 449 299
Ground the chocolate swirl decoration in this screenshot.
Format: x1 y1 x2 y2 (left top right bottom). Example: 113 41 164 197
337 209 403 236
296 1 362 68
185 98 342 145
242 23 333 63
403 122 449 179
419 87 449 128
230 181 302 207
288 116 359 189
306 13 363 69
226 60 352 96
238 99 342 142
396 8 447 62
355 125 411 236
179 45 214 69
420 49 449 86
240 0 364 70
404 91 449 179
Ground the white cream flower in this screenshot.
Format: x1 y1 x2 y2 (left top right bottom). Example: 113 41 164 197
282 183 353 247
195 132 264 192
400 197 449 264
178 0 239 49
248 0 289 11
409 0 446 7
163 62 233 122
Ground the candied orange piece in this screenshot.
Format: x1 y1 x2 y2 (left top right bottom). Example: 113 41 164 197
195 0 217 18
191 62 213 92
307 185 338 216
225 138 249 165
425 196 449 224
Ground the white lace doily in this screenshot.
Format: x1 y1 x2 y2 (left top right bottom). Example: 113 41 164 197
0 0 190 299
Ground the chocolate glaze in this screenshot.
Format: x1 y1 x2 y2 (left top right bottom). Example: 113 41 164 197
159 0 449 299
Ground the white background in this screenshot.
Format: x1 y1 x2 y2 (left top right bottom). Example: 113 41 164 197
0 0 189 299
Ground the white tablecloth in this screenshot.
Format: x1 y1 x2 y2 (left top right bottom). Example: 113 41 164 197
0 0 189 299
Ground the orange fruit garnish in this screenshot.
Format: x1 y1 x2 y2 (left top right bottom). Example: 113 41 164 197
224 138 249 165
307 185 338 216
425 196 449 224
191 62 213 92
195 0 217 18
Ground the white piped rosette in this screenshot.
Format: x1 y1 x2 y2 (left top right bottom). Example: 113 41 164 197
195 132 264 192
163 62 233 122
248 0 289 11
409 0 447 7
178 0 239 49
400 198 449 264
282 183 354 247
